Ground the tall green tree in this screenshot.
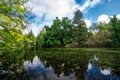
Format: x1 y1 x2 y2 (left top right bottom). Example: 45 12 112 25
109 15 120 47
37 17 74 47
36 29 46 48
73 10 88 46
61 17 74 45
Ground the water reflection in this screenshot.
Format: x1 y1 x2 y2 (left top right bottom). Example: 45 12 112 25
1 49 120 80
23 56 76 80
24 55 120 80
85 62 120 80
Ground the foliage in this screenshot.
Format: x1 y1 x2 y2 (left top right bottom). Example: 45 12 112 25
26 30 36 46
0 0 28 48
0 1 120 48
0 28 31 48
36 29 46 48
109 15 120 47
36 10 89 48
37 17 74 47
88 23 112 47
87 15 120 47
73 10 88 46
36 10 120 48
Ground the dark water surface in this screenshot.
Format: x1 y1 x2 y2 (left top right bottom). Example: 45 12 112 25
0 48 120 80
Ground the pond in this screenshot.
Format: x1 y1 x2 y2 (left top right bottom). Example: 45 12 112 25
0 48 120 80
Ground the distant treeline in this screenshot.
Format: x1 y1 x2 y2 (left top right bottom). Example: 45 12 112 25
36 10 120 48
0 0 120 48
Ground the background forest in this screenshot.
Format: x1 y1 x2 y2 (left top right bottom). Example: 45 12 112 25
0 0 120 49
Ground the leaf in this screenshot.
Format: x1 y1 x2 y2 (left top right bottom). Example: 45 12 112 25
16 4 26 12
0 14 11 23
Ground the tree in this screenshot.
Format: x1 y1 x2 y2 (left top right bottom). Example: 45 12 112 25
109 15 120 47
61 17 74 45
87 16 120 47
36 17 74 47
73 10 88 46
87 22 113 47
43 18 61 47
73 10 82 25
0 27 28 48
0 0 27 29
26 30 36 44
0 0 28 48
36 28 46 48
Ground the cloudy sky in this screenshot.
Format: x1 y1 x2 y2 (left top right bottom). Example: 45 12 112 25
24 0 120 36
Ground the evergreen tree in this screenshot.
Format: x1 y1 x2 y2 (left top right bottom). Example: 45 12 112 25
110 15 120 47
73 10 88 46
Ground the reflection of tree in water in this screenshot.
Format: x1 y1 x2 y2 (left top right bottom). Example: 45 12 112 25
24 54 120 80
38 51 120 80
96 53 120 76
1 49 120 80
0 50 26 80
110 55 120 76
38 53 89 80
23 56 76 80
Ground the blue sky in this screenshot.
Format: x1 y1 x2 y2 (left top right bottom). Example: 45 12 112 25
81 0 120 22
24 0 120 36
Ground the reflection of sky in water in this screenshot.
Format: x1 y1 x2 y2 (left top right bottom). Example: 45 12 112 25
85 60 120 80
24 56 76 80
23 55 120 80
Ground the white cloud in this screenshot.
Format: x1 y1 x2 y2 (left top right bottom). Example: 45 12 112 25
24 21 52 37
117 14 120 19
24 0 102 36
23 24 41 37
78 0 101 11
97 14 120 24
90 0 101 7
25 0 78 36
84 19 91 28
110 14 120 20
79 0 90 11
26 0 77 20
97 14 110 23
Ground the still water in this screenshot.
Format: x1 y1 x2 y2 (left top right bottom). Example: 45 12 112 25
0 48 120 80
